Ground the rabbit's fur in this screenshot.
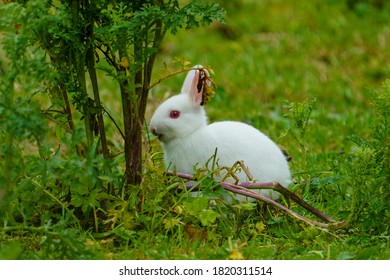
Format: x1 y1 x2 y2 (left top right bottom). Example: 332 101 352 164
150 67 291 200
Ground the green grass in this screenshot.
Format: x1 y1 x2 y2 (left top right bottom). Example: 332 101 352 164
1 0 389 260
143 0 390 259
148 3 386 201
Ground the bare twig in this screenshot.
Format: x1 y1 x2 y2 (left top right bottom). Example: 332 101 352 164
166 170 345 229
238 181 337 223
102 107 125 140
148 65 209 90
148 68 192 90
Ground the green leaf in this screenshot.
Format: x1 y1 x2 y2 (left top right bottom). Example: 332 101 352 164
232 202 257 211
163 217 181 230
186 197 209 216
198 209 218 226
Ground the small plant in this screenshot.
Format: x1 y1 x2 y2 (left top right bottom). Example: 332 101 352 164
283 98 317 165
345 80 389 235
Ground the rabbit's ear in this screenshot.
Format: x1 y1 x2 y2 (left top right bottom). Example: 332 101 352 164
181 68 197 95
181 66 209 106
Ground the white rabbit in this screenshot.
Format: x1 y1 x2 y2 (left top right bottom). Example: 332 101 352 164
150 66 291 201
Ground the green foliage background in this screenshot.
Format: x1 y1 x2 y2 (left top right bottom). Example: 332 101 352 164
0 0 389 259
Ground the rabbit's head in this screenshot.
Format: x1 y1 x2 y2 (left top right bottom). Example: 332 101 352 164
150 67 210 143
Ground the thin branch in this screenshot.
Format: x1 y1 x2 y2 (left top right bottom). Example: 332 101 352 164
166 170 345 229
148 68 193 90
86 46 110 158
59 84 76 133
96 44 119 71
149 65 209 90
221 183 330 228
238 181 336 223
102 107 125 140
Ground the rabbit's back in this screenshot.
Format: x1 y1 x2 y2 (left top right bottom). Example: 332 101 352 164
208 121 291 188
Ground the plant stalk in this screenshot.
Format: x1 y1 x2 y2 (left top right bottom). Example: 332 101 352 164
166 170 345 229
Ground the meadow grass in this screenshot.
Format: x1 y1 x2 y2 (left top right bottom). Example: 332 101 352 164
140 0 390 260
1 0 389 260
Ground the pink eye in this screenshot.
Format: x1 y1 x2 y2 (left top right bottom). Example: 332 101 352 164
169 110 180 119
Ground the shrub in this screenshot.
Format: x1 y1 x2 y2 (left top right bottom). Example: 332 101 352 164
0 0 224 259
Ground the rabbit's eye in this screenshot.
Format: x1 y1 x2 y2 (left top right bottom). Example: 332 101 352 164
169 110 180 119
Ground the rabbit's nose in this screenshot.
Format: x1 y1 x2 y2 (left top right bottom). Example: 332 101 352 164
150 126 162 140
